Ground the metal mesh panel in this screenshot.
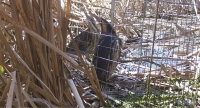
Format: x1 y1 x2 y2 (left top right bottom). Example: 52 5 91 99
67 0 200 107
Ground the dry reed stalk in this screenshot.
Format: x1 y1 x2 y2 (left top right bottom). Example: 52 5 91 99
91 65 106 105
6 71 16 107
0 0 97 107
21 89 37 107
0 78 11 103
0 0 115 107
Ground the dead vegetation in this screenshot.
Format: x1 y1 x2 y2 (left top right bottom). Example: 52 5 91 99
0 0 200 107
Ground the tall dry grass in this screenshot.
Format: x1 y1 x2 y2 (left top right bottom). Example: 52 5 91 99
0 0 105 107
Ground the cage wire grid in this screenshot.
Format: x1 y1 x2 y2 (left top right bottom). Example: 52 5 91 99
66 0 200 107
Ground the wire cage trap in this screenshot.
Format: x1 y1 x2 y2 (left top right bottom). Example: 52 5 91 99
66 0 200 107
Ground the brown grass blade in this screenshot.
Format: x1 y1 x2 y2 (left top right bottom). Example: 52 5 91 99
0 23 25 74
0 78 11 102
15 72 24 107
24 75 30 92
10 0 23 58
21 88 37 107
91 65 105 105
64 90 76 107
6 71 16 108
24 98 60 107
0 10 83 71
29 81 59 105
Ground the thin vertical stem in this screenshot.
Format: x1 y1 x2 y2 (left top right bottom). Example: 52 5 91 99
146 0 160 104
